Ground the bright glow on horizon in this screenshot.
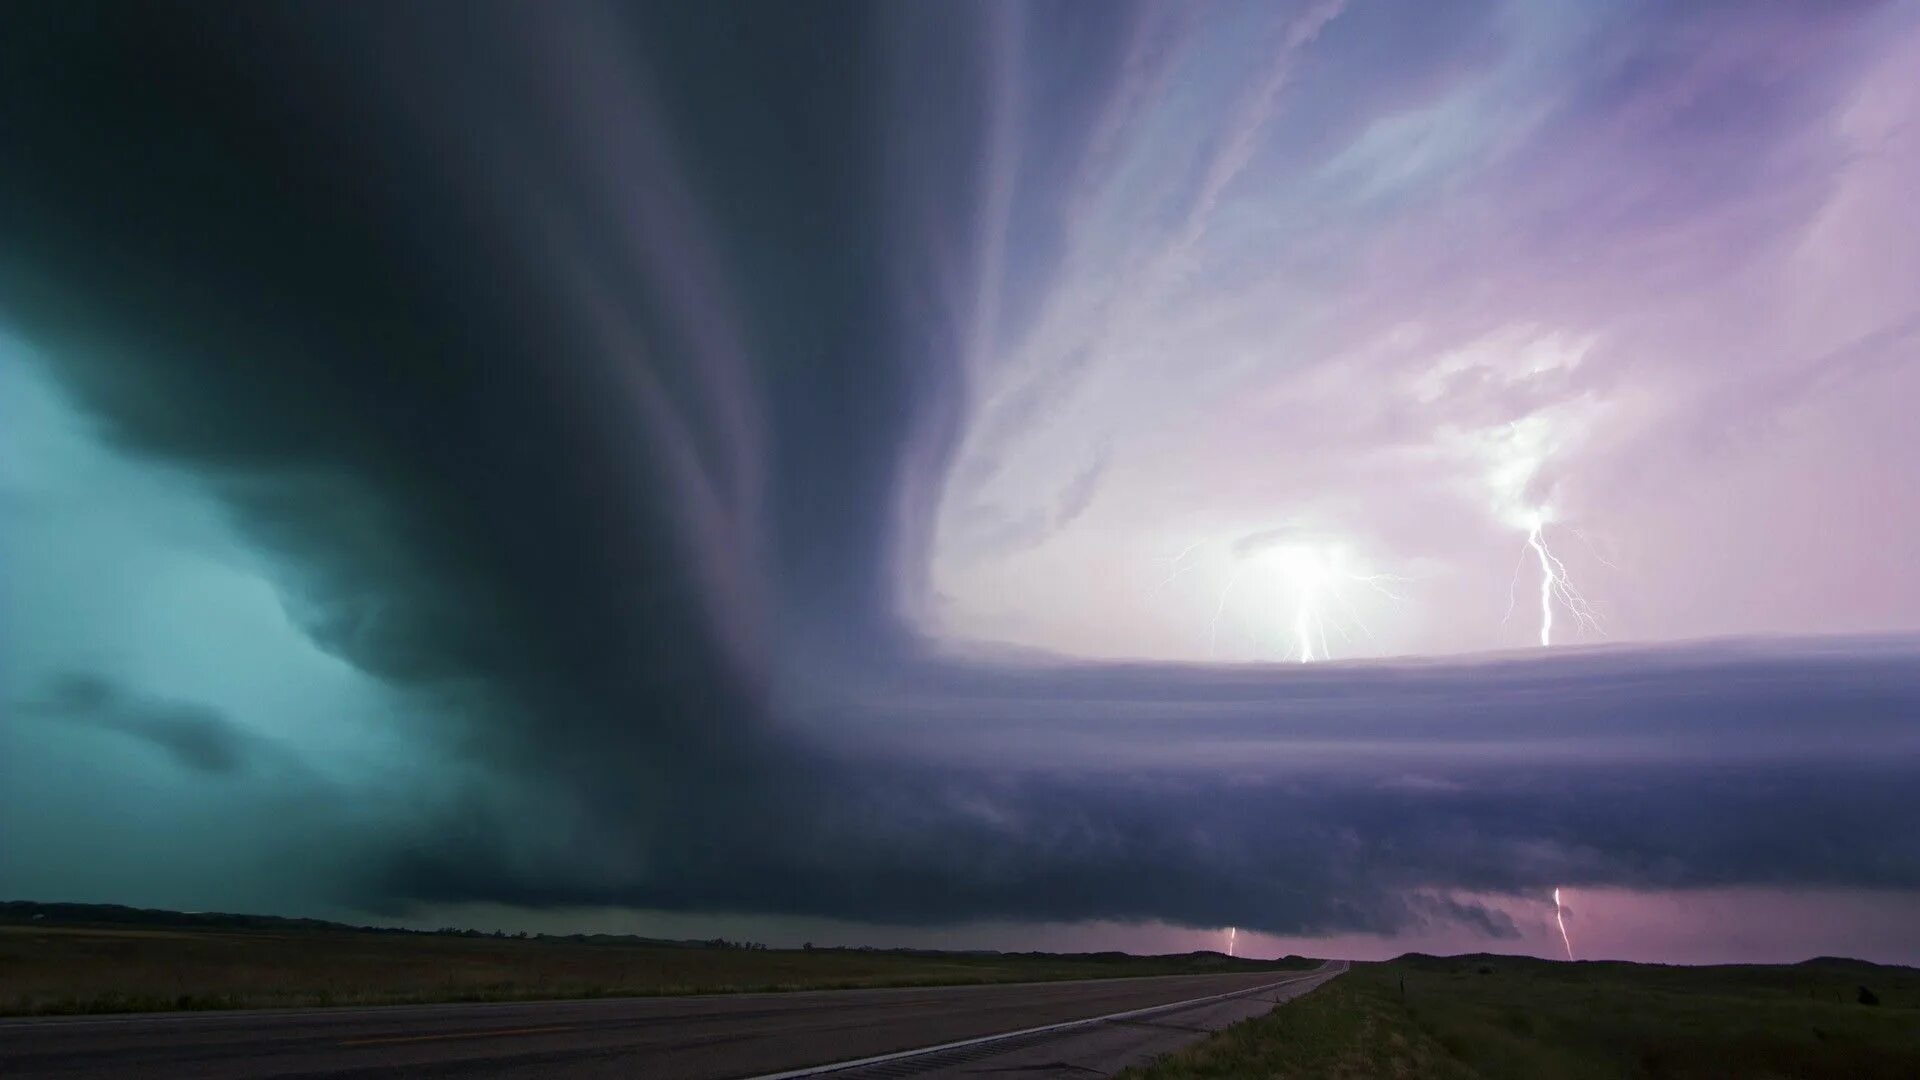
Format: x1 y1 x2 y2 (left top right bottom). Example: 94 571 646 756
1195 537 1407 663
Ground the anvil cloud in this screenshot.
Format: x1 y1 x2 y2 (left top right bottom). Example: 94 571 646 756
2 1 1917 962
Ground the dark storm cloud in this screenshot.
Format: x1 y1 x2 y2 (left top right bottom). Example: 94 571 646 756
382 713 1920 936
728 639 1920 932
16 675 260 775
839 637 1920 763
0 1 777 766
366 639 1920 937
0 0 992 911
2 1 1916 941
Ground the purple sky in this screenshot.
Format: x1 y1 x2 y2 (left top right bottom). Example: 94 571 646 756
911 1 1920 665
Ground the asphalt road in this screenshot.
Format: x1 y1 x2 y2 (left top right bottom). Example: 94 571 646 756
0 965 1342 1080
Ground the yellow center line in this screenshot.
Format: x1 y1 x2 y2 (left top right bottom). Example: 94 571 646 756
339 1024 581 1047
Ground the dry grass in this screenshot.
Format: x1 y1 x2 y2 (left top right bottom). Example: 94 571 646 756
1123 968 1472 1080
0 924 1310 1016
1124 955 1920 1080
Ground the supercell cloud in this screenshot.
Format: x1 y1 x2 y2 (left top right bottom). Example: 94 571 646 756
2 1 1917 960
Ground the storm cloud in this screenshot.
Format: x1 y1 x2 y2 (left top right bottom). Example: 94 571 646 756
2 1 1916 953
17 675 265 775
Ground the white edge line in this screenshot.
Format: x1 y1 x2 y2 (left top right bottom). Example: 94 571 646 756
740 964 1343 1080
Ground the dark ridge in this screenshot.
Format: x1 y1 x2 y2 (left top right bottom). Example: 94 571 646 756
1387 950 1917 973
1797 956 1901 970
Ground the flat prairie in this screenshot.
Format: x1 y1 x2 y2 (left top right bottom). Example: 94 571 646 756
1123 953 1920 1080
0 918 1312 1016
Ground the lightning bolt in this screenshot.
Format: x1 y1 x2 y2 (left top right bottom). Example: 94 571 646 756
1553 887 1575 961
1273 547 1406 663
1208 563 1245 659
1227 926 1237 957
1570 526 1621 570
1179 537 1406 663
1156 539 1207 591
1507 514 1603 647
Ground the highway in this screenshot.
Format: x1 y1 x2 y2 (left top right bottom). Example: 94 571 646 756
0 962 1344 1079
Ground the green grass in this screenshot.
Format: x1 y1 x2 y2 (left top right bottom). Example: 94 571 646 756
0 923 1313 1017
1123 955 1920 1080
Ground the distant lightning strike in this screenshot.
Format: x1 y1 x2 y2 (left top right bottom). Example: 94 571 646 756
1185 540 1404 663
1553 888 1574 961
1506 513 1602 647
1270 546 1406 663
1227 926 1237 957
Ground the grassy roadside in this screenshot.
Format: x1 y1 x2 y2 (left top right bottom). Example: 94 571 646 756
1122 955 1920 1080
1121 963 1474 1079
0 923 1314 1017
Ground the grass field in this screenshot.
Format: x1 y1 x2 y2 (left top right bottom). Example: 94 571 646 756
0 920 1312 1017
1123 954 1920 1080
